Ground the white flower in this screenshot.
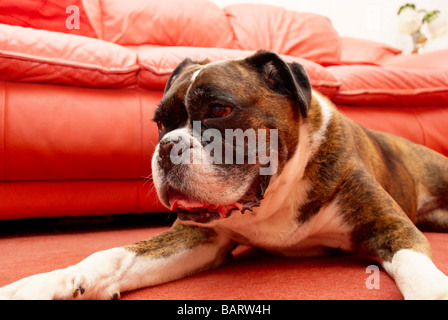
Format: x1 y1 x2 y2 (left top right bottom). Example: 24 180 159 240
427 13 448 38
398 7 422 34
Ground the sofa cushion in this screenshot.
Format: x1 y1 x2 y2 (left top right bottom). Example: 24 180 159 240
136 46 340 98
0 23 139 88
327 65 448 107
224 4 341 65
99 0 235 48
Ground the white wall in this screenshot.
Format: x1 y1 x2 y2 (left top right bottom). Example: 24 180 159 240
212 0 448 48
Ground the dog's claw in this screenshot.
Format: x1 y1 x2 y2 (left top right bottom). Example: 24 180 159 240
72 285 85 298
111 292 120 300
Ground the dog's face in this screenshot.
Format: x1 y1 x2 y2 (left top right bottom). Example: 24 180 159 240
151 51 312 224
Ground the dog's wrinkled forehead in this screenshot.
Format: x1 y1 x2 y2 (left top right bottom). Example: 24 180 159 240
165 60 250 101
189 60 257 90
185 61 261 110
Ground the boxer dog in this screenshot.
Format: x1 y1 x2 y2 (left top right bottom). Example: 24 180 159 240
1 50 448 299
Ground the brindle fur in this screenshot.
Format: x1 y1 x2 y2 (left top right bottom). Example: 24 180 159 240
300 94 447 260
125 220 221 257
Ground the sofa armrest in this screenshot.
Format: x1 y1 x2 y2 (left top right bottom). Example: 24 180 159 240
381 49 448 69
340 36 402 65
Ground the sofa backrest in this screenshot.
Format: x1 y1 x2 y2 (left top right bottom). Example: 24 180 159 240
0 0 97 37
0 0 342 65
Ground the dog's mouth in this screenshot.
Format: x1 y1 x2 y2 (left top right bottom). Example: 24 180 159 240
166 175 271 224
168 188 244 224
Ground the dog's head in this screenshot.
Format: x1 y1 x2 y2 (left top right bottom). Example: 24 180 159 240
151 50 311 224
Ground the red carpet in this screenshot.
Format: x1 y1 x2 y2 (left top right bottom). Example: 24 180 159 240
1 214 447 300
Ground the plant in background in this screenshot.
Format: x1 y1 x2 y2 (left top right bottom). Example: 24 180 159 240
397 3 448 53
397 3 426 53
423 10 448 38
398 3 421 34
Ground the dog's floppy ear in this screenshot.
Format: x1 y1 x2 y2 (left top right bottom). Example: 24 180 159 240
164 58 195 94
245 50 312 118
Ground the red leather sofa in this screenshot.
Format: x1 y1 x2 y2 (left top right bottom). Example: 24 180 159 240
0 0 447 222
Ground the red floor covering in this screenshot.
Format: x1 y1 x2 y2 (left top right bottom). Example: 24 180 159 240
1 216 447 300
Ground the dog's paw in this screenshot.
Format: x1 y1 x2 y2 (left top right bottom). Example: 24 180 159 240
68 248 124 300
0 248 127 300
0 267 76 300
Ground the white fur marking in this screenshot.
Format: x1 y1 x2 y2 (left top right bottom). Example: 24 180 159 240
184 67 203 107
310 92 333 154
191 69 201 82
382 249 448 299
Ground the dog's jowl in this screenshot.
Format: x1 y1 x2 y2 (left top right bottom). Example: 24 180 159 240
2 51 448 299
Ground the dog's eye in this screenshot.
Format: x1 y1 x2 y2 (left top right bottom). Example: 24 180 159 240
209 104 232 118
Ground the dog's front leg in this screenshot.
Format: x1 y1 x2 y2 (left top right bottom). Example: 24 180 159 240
0 220 236 300
346 179 448 299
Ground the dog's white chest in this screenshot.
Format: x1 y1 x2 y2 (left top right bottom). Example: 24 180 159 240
215 199 353 257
